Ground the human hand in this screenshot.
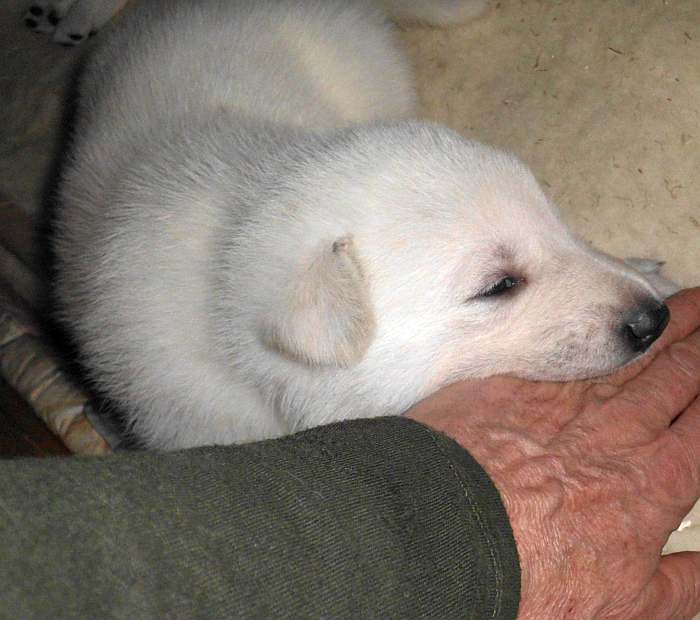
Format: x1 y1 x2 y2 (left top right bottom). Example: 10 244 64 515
407 288 700 619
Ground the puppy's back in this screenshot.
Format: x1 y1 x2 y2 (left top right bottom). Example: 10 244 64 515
77 0 415 139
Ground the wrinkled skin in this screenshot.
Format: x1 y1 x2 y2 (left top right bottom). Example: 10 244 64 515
407 287 700 619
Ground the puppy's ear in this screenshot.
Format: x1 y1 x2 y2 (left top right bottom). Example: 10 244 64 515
260 236 375 367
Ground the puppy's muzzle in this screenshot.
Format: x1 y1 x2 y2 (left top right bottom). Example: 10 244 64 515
623 302 670 353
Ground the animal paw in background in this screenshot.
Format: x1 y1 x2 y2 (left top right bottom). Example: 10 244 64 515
23 0 128 46
624 257 680 299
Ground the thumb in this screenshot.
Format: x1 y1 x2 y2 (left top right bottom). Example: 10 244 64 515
659 288 700 349
640 551 700 620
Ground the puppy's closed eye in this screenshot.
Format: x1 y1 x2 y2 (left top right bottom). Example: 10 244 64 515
481 275 523 298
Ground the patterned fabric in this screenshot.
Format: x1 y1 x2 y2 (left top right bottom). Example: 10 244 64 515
0 295 111 455
0 203 110 455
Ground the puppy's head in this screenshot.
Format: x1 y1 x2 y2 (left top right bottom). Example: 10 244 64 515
253 123 668 395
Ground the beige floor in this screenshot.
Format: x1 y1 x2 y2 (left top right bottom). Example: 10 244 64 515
1 0 699 567
1 0 698 282
401 0 699 288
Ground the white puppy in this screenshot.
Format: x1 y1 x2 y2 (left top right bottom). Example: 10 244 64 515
49 0 673 449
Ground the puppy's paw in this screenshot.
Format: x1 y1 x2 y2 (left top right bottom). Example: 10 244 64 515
624 257 664 274
23 0 73 36
625 256 680 299
23 0 127 46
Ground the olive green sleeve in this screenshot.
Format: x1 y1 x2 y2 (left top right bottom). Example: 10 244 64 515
0 416 520 619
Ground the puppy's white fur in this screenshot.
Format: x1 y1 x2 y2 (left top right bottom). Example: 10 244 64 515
53 0 669 449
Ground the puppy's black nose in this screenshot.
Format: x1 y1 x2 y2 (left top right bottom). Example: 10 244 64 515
623 302 670 352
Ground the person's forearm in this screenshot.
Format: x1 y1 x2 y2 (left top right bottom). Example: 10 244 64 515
0 416 519 619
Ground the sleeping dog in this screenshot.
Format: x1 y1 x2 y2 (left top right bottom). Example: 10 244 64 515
40 0 675 449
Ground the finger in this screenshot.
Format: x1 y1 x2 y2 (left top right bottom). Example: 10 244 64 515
666 395 700 506
614 327 700 431
660 289 700 348
606 288 700 385
639 552 700 619
669 394 700 455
